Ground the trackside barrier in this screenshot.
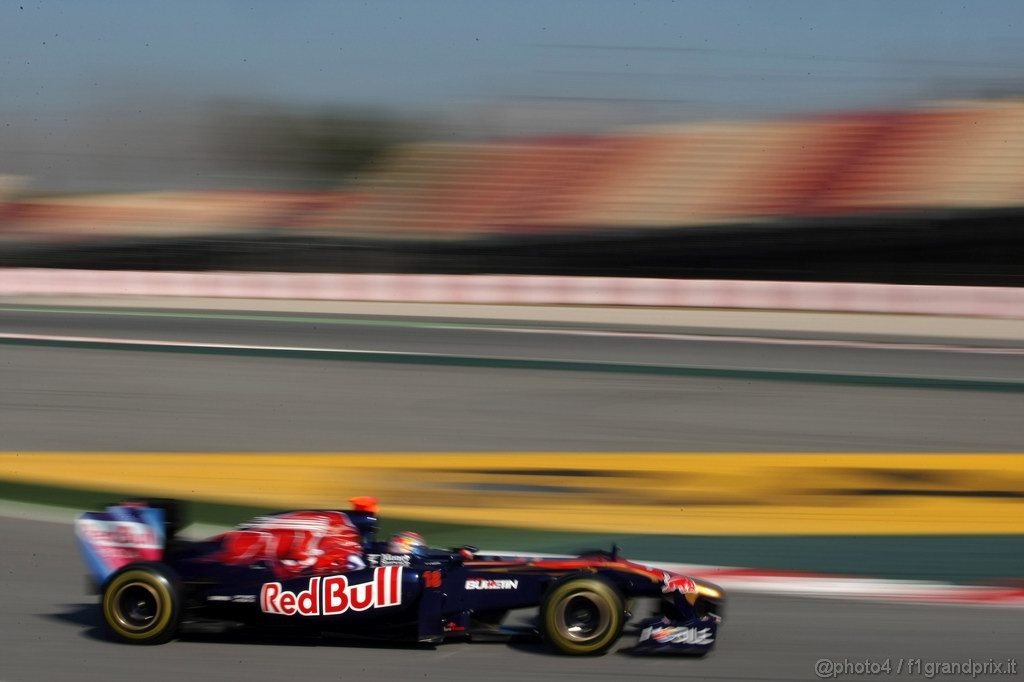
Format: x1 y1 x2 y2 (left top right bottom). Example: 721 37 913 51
1 269 1024 318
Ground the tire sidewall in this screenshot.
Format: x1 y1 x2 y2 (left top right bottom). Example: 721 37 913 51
101 562 182 644
540 574 625 655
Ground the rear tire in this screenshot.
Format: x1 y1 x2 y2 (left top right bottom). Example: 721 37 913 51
540 575 625 655
101 563 182 644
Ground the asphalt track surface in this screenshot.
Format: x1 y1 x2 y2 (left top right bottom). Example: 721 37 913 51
1 305 1023 450
1 516 1021 682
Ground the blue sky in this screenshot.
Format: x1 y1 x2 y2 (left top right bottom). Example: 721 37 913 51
4 0 1024 122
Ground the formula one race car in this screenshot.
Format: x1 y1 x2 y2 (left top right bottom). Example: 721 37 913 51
75 498 723 656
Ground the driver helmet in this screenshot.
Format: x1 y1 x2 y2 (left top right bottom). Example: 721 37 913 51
387 530 426 556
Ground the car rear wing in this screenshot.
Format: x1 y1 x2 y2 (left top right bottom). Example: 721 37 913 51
75 501 178 584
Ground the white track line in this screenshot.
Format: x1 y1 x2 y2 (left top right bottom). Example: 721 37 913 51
0 332 437 356
5 331 1022 388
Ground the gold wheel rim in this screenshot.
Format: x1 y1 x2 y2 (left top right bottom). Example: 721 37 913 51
103 570 174 640
111 581 162 632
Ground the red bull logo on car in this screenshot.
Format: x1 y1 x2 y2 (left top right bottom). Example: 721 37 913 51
661 572 697 595
260 566 403 616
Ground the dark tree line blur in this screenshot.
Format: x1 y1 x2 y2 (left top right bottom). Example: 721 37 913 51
209 102 423 185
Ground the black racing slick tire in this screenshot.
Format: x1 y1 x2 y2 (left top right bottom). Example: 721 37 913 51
540 575 625 655
101 563 183 644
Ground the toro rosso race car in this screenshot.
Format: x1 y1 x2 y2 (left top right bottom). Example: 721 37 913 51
75 498 723 656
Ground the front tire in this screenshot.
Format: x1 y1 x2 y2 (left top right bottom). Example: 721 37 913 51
101 563 182 644
540 575 625 655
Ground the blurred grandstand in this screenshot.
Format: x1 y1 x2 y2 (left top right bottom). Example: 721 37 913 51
3 98 1024 283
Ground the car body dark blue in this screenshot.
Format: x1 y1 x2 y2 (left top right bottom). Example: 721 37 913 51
77 498 723 656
